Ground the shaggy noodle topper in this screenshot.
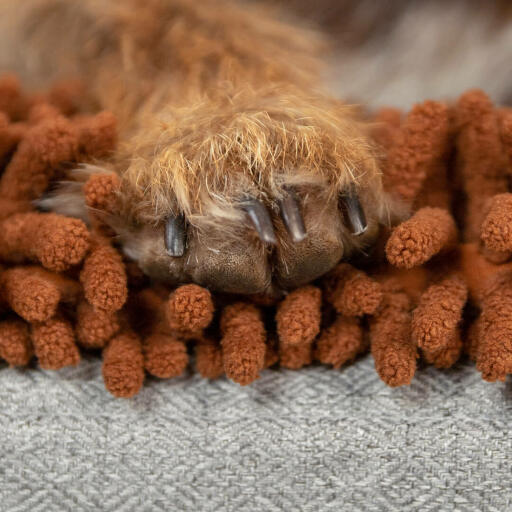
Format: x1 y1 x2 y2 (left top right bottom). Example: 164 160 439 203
1 77 512 396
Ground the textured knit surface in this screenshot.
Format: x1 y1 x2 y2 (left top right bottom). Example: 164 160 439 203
1 356 511 511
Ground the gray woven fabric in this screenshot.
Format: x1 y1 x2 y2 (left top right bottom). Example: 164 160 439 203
1 355 511 511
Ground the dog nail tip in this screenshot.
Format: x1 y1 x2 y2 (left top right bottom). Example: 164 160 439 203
340 189 368 236
168 246 185 257
279 192 307 243
165 214 186 257
262 232 278 245
243 197 277 245
352 225 368 237
291 231 307 243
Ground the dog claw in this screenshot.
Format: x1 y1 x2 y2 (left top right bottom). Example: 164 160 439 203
279 192 307 242
243 198 277 244
340 189 367 236
165 214 186 256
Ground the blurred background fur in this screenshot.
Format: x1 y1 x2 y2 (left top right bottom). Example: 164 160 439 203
260 0 512 108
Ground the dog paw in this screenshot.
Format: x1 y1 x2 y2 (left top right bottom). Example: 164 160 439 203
87 92 388 294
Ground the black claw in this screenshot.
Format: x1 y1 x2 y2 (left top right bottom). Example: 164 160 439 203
279 191 307 242
340 189 368 236
164 214 186 257
242 198 277 245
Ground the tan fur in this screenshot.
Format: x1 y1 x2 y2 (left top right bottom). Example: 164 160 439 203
116 88 383 231
0 0 392 291
0 0 324 127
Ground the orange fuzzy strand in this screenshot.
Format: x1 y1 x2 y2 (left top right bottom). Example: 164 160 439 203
102 332 144 398
0 266 62 322
143 333 188 378
422 331 463 369
476 275 512 381
80 242 127 313
83 173 121 214
0 212 90 271
455 90 509 242
221 303 266 385
383 101 450 204
195 338 224 379
481 193 512 254
276 285 321 346
75 300 120 349
165 284 214 335
276 286 321 369
0 319 33 366
370 287 417 387
315 316 365 369
386 207 457 269
324 263 382 317
412 275 468 352
0 116 78 202
75 111 117 159
31 316 80 370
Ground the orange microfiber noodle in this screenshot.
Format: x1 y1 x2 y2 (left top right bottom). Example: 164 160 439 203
369 281 417 387
75 300 120 349
132 287 190 379
195 337 224 379
276 285 322 346
278 341 313 370
0 267 61 322
383 101 451 205
383 100 457 273
83 172 121 214
74 111 117 160
31 315 80 370
385 207 457 269
0 213 90 271
0 318 33 366
0 114 79 202
422 330 463 369
82 172 122 237
323 263 382 317
102 331 145 398
0 108 116 205
481 193 512 254
144 333 189 379
411 275 468 353
220 303 266 385
457 244 512 381
276 286 321 369
0 266 80 322
315 316 365 369
80 240 127 313
455 90 509 242
129 283 214 379
476 277 512 382
165 284 214 335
